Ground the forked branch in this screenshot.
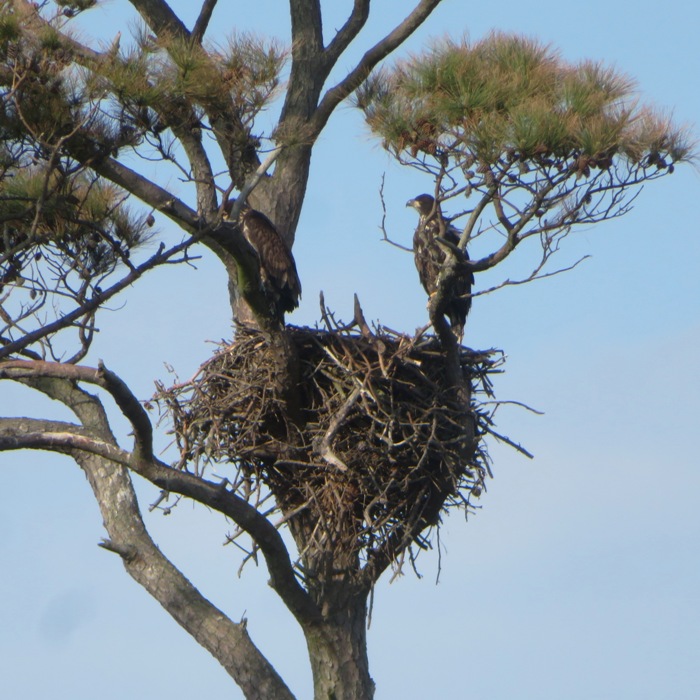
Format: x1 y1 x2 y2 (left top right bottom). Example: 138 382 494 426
312 0 444 136
0 363 320 626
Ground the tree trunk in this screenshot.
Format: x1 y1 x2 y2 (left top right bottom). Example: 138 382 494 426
304 590 374 700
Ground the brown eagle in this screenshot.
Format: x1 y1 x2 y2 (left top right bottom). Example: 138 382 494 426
225 200 301 320
406 194 473 337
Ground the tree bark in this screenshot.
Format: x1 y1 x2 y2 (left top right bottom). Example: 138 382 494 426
9 374 297 700
78 452 297 700
304 591 374 700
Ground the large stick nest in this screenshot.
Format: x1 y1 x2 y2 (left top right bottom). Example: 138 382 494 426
155 322 503 569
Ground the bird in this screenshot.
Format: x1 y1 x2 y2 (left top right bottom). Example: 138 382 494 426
406 194 473 338
224 199 301 320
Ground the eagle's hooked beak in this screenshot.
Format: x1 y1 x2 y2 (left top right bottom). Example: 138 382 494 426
406 198 416 208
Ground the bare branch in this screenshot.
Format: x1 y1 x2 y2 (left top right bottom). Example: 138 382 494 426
0 417 88 446
97 361 154 461
127 0 191 39
191 0 219 43
224 146 284 223
1 363 320 626
458 183 498 247
3 378 293 696
324 0 371 66
168 121 218 218
470 255 592 299
311 0 444 135
135 450 325 624
313 386 361 472
0 237 199 360
481 423 534 459
0 425 130 463
64 145 200 232
0 360 152 453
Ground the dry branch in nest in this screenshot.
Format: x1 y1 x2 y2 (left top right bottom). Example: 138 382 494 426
154 321 503 574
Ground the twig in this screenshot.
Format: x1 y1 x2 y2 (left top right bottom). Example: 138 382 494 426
225 146 283 223
314 386 361 471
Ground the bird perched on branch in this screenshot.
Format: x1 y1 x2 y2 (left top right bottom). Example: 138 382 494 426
406 194 473 338
224 200 301 321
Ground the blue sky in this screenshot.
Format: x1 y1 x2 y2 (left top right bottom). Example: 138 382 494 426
2 2 699 698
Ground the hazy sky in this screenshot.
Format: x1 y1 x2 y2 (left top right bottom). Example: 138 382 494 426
2 2 699 699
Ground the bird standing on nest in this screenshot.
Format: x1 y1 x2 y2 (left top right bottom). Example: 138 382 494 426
406 194 473 339
224 200 302 322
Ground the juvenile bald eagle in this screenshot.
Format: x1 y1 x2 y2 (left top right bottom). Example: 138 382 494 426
406 194 473 337
225 200 301 320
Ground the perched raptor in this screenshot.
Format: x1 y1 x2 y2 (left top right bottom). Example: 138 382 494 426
406 194 473 337
225 200 301 320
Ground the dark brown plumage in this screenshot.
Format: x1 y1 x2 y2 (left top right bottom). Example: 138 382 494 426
406 194 473 337
225 200 301 319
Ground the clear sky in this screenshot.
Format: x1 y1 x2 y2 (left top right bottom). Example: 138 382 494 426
2 2 699 699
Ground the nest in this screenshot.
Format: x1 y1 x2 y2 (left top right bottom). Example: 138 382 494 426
155 322 503 571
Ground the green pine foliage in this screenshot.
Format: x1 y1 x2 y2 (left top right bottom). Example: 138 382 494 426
92 29 285 146
0 2 285 340
357 32 693 171
1 164 153 283
357 32 694 285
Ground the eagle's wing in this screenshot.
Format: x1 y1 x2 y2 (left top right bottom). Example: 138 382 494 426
408 194 473 337
413 217 445 295
240 208 302 314
443 222 472 336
